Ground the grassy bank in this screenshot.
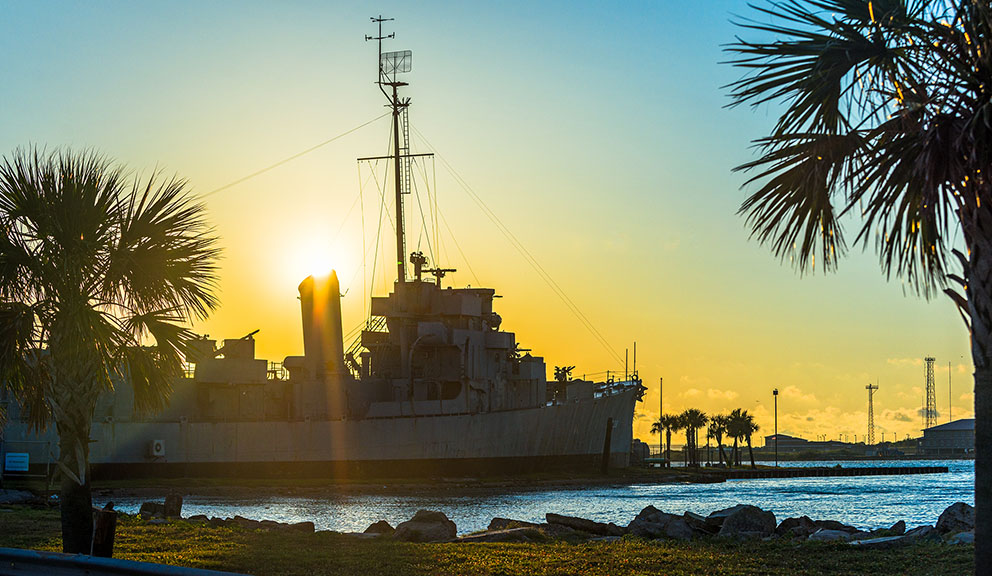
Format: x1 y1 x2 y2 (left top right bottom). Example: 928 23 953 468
0 505 973 576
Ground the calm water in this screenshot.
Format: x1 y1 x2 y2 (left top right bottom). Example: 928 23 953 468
97 460 973 535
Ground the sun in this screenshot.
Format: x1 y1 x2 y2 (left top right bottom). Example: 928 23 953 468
287 239 352 284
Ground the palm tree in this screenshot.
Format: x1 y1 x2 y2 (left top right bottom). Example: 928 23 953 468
726 2 992 565
738 411 760 470
660 413 682 466
709 414 730 466
649 414 682 466
680 408 708 467
727 408 750 467
0 148 220 553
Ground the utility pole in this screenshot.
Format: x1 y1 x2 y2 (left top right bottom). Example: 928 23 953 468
773 388 778 467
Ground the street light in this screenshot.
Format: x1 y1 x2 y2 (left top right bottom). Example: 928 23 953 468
773 388 779 467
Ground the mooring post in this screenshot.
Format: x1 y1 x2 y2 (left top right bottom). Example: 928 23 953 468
601 417 614 474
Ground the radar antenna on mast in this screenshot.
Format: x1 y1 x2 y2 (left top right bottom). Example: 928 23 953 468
363 16 429 285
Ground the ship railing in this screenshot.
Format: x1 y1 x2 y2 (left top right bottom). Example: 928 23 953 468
594 377 642 398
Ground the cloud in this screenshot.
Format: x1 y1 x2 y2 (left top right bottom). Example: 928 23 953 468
781 385 817 403
887 357 924 367
890 412 912 422
916 407 941 418
683 388 702 398
706 388 739 401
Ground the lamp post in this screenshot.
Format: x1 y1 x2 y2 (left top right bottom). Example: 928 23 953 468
773 388 779 467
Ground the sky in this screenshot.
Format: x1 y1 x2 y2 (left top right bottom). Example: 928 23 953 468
0 1 973 445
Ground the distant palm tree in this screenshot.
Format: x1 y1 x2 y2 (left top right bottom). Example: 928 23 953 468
709 414 730 466
0 148 220 553
649 414 674 464
725 1 992 566
680 408 708 467
726 408 748 467
652 413 683 466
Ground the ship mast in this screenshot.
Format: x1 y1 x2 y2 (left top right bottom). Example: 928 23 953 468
366 16 411 284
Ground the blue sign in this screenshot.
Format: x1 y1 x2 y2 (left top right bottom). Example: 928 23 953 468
4 452 29 472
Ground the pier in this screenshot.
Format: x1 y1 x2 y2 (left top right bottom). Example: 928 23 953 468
720 466 948 480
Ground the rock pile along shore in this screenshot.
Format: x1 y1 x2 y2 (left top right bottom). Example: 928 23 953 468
125 492 975 548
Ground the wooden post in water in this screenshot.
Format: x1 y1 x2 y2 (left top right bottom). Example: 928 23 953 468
601 417 614 474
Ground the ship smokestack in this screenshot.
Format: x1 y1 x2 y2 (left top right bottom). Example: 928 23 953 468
298 272 346 378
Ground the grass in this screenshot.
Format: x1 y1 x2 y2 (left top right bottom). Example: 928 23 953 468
0 505 973 576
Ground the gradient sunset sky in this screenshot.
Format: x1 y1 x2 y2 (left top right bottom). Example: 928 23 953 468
0 1 972 444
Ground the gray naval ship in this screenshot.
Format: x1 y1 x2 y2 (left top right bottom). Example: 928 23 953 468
0 20 644 478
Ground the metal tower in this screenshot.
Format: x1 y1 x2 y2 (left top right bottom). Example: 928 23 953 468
924 357 937 430
866 382 878 445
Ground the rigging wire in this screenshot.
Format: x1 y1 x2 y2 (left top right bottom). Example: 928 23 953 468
437 209 481 285
199 113 390 200
411 124 624 367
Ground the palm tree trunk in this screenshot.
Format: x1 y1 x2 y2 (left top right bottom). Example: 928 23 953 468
685 429 693 467
747 435 756 469
731 438 738 468
665 429 671 467
967 213 992 575
57 419 93 554
718 438 728 466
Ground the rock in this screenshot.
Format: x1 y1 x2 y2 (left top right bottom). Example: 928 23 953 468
626 506 693 541
945 531 975 545
231 515 261 530
187 515 209 523
288 521 315 533
208 517 227 528
488 517 539 531
870 520 907 537
537 522 585 539
848 535 912 549
776 516 817 539
936 502 975 534
0 489 35 505
457 527 546 543
590 535 623 542
705 504 750 529
718 505 776 539
813 519 859 533
364 520 394 535
163 494 183 518
138 502 165 518
393 510 457 542
684 511 719 536
903 525 941 542
547 513 625 537
808 529 854 542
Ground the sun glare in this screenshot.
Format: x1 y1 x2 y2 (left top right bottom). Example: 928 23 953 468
287 240 352 283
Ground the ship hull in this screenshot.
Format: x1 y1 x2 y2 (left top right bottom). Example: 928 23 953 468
2 387 637 479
